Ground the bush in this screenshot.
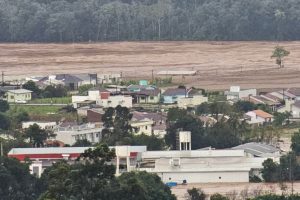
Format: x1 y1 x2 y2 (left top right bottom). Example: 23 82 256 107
187 188 206 200
210 193 229 200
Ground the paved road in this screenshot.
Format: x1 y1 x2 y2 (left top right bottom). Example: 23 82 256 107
11 103 68 106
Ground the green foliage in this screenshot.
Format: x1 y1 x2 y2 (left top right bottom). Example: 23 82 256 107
78 84 94 95
42 85 67 98
187 188 206 200
118 171 176 200
72 139 92 147
22 81 41 96
40 144 174 200
291 129 300 155
0 113 10 130
0 156 43 200
131 134 165 150
210 193 229 200
271 46 290 68
252 194 300 200
273 112 291 126
1 1 300 42
0 99 9 112
102 106 133 145
233 101 256 113
261 158 280 182
24 124 54 147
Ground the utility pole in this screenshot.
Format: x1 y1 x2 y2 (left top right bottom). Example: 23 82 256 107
1 71 4 86
151 69 154 84
289 154 294 194
0 141 3 157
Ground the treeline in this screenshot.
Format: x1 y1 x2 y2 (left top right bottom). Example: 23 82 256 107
1 0 300 42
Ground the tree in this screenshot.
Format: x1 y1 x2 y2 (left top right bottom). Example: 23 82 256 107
291 129 300 155
42 85 67 98
0 113 10 130
72 139 92 147
24 124 54 147
271 46 290 68
187 188 206 200
273 111 291 126
0 156 43 200
261 158 279 182
233 101 256 113
118 171 176 200
22 81 41 96
102 106 133 145
210 193 229 200
0 99 9 112
131 134 165 150
78 84 94 95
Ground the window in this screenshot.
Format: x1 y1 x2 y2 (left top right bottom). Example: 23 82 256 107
150 96 154 100
10 95 14 99
145 126 148 130
141 97 145 100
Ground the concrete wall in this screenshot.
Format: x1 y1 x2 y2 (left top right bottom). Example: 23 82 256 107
22 122 56 129
131 121 153 135
100 95 132 108
157 171 249 183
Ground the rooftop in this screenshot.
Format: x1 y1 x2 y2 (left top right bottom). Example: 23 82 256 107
232 142 280 157
162 88 189 96
8 89 32 94
253 110 273 118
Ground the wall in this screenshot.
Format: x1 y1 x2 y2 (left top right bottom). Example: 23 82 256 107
22 121 56 129
6 92 32 102
291 105 300 118
157 171 249 183
131 121 153 135
100 95 132 108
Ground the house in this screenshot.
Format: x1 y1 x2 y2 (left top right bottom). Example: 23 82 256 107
38 73 98 90
290 101 300 118
128 85 160 104
131 111 167 137
54 123 103 145
162 88 191 104
225 86 257 100
245 110 273 125
98 73 122 84
6 89 32 103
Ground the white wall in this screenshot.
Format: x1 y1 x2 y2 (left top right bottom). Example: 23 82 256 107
88 90 100 101
157 171 249 183
22 122 57 129
177 96 208 108
99 95 132 108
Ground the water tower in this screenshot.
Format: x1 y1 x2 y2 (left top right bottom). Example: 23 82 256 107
177 131 191 151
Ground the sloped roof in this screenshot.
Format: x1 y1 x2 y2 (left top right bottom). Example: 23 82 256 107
8 89 32 94
232 142 280 157
253 110 273 118
162 88 188 96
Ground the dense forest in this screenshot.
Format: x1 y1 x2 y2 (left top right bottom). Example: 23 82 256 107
0 0 300 42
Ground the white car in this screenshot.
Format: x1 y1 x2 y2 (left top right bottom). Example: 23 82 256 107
15 100 27 104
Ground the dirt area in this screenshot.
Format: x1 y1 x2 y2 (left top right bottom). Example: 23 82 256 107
172 182 300 199
1 41 300 90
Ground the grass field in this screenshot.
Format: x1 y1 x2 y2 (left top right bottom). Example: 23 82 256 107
29 97 71 104
10 105 77 121
2 41 300 90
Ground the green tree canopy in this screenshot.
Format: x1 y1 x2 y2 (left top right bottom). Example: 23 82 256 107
0 100 9 112
271 46 290 68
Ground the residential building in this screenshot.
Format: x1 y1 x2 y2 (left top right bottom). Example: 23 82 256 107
6 89 32 103
232 142 281 158
98 73 122 84
128 85 161 104
87 108 105 123
225 86 256 101
99 95 132 108
245 110 273 125
131 111 167 137
22 121 57 129
291 101 300 118
162 88 191 104
54 123 103 145
37 73 97 90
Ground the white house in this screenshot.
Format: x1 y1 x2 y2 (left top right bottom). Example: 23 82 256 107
225 86 257 101
54 123 103 145
99 95 132 108
245 110 273 125
6 89 32 103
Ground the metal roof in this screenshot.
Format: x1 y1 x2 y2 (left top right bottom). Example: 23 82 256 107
232 142 280 157
7 89 32 94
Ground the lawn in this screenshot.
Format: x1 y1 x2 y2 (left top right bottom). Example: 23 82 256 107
29 97 72 104
10 105 77 121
